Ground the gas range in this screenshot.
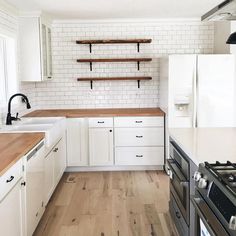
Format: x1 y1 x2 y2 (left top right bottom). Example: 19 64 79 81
192 161 236 236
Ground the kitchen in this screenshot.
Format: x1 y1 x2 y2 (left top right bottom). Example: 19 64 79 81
0 0 236 235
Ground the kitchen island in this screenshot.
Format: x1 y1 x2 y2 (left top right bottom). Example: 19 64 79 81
169 127 236 236
169 127 236 165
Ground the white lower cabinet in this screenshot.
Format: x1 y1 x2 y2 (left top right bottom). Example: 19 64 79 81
88 117 114 166
54 136 66 185
24 141 45 236
44 136 66 205
67 118 89 166
44 149 54 205
89 127 114 166
0 179 24 236
114 116 164 166
67 116 164 167
115 147 164 165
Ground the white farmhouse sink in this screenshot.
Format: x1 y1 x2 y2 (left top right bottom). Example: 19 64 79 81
0 117 66 147
20 117 64 125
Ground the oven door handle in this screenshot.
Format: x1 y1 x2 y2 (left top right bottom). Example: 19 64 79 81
167 159 187 182
191 196 229 236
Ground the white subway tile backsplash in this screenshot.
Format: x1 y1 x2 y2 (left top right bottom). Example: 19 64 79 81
0 13 216 113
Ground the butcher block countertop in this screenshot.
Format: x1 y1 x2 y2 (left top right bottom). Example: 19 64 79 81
24 108 165 118
0 133 44 176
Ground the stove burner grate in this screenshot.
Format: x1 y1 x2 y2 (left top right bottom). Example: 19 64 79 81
205 161 236 196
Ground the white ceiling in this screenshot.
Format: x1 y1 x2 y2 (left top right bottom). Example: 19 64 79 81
5 0 223 20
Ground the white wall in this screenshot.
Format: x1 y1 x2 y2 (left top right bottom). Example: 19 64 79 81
0 8 215 115
34 20 214 109
0 6 36 124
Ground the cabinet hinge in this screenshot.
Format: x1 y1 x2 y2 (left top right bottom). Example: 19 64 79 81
42 201 44 207
22 165 25 172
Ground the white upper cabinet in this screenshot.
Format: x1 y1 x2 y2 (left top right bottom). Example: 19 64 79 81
19 14 53 82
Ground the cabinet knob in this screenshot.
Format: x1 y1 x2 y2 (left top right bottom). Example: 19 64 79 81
21 181 26 186
109 130 112 132
53 147 59 152
136 135 143 138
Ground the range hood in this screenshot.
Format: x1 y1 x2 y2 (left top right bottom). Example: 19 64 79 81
202 0 236 21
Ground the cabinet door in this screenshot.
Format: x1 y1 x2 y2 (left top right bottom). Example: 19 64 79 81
54 137 66 184
0 180 24 236
89 128 114 166
67 118 89 166
44 150 54 205
46 27 52 79
25 144 45 236
41 23 48 80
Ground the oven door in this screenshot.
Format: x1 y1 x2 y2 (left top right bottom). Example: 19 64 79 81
167 159 189 225
191 193 229 236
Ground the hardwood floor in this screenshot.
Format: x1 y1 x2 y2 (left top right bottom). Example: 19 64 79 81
34 171 178 236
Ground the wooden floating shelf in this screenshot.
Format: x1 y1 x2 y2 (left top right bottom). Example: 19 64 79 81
76 39 152 44
77 76 152 81
77 76 152 89
76 39 152 53
77 58 152 71
77 58 152 63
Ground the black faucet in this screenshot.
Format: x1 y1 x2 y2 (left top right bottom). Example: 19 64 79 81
6 93 31 125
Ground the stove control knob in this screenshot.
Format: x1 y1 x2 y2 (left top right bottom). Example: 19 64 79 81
229 216 236 230
198 178 208 189
193 171 202 182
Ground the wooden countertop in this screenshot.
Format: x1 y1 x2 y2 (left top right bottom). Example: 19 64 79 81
24 108 165 118
0 133 44 176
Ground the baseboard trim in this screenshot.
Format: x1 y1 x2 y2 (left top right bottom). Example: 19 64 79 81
66 165 164 172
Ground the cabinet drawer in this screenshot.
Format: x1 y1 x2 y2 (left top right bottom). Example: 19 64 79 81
89 117 113 128
169 194 189 236
115 128 164 146
115 147 164 165
0 159 23 201
114 116 164 127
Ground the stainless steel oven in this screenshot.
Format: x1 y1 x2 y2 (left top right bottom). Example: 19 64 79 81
192 161 236 236
167 138 190 225
191 191 230 236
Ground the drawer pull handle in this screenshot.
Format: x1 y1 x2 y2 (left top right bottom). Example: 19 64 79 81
135 121 143 123
136 155 143 158
97 121 105 124
176 211 181 219
136 135 143 138
53 148 59 152
6 176 14 183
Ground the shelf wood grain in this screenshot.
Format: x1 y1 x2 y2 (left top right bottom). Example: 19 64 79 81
77 76 152 81
76 39 152 44
77 58 152 63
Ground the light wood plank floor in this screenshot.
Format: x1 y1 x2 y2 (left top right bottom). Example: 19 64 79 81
34 171 178 236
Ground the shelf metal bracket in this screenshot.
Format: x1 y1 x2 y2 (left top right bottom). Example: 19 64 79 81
137 61 140 70
90 80 93 89
90 62 93 71
137 80 140 88
137 43 140 52
89 44 92 53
